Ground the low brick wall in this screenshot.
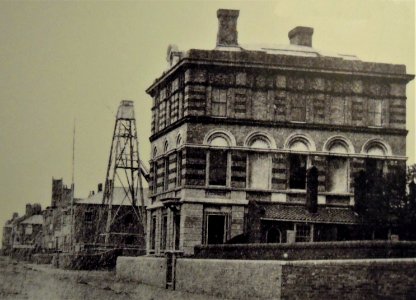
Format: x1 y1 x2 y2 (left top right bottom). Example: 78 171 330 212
32 253 53 264
176 259 282 299
281 259 416 299
194 241 416 260
116 256 416 299
116 256 166 288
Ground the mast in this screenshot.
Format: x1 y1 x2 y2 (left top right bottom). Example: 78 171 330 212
70 119 76 251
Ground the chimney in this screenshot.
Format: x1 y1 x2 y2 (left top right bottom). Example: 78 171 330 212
216 9 239 47
25 204 33 217
98 183 103 193
288 26 314 47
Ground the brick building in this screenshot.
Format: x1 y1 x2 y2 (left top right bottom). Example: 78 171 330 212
43 178 73 251
1 204 44 256
43 179 148 253
146 9 414 255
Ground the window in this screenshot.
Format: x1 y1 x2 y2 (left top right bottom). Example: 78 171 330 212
176 151 182 186
249 153 270 189
25 225 33 235
295 224 311 242
368 99 382 127
327 158 348 193
248 138 271 189
291 96 306 122
212 89 227 116
289 154 307 189
206 214 227 244
266 228 282 243
366 158 384 177
209 150 228 186
152 161 158 194
150 216 156 250
330 97 346 125
163 156 169 191
327 142 349 193
174 213 181 250
84 211 93 223
207 135 230 186
160 214 167 251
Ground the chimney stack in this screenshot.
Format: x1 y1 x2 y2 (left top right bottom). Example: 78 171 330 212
25 204 33 217
288 26 314 47
216 9 239 47
98 183 103 193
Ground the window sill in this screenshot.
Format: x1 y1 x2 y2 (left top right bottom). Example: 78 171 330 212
286 189 306 194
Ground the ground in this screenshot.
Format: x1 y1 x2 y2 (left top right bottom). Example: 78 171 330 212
0 256 224 300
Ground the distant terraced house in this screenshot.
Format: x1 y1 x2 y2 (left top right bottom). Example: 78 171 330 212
145 9 414 255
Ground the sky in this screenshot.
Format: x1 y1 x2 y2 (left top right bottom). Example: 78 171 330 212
0 0 414 245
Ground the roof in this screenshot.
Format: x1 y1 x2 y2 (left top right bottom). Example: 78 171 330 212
76 187 149 206
239 43 359 60
21 214 43 225
261 203 359 225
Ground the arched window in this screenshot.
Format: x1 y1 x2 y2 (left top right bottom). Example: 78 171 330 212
285 134 315 189
288 139 309 189
163 141 169 191
367 145 385 156
208 135 230 186
266 227 282 243
327 142 349 193
248 138 271 189
152 147 158 194
210 136 229 147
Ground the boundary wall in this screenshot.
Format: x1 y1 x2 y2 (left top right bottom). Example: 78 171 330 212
117 256 416 299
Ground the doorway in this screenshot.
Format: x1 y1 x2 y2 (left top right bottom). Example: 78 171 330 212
206 214 226 244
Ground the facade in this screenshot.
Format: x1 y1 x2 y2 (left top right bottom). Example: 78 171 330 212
146 9 414 255
2 204 44 254
43 178 73 251
43 178 148 253
71 186 148 252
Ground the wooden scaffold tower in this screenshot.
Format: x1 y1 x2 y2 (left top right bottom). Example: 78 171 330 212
97 100 148 248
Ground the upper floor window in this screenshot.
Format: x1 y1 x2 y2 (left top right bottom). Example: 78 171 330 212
248 137 271 190
212 89 227 117
289 154 307 189
291 95 306 122
208 136 229 186
368 99 382 127
326 142 349 193
330 97 346 125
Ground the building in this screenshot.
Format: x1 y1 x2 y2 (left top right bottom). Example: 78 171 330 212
1 204 44 257
42 178 73 251
71 185 149 252
43 178 148 253
1 212 19 255
145 9 414 255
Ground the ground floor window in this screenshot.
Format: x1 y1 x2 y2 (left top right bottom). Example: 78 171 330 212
266 227 282 243
174 213 181 250
150 215 156 250
205 214 227 244
160 214 167 251
295 224 312 242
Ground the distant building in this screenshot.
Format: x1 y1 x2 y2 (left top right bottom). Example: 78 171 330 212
42 178 73 251
43 178 148 253
1 204 43 256
71 186 149 252
146 9 414 255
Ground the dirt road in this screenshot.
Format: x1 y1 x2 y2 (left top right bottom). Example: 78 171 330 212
0 256 224 300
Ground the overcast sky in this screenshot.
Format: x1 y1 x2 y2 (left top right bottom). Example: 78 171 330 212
0 0 414 244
